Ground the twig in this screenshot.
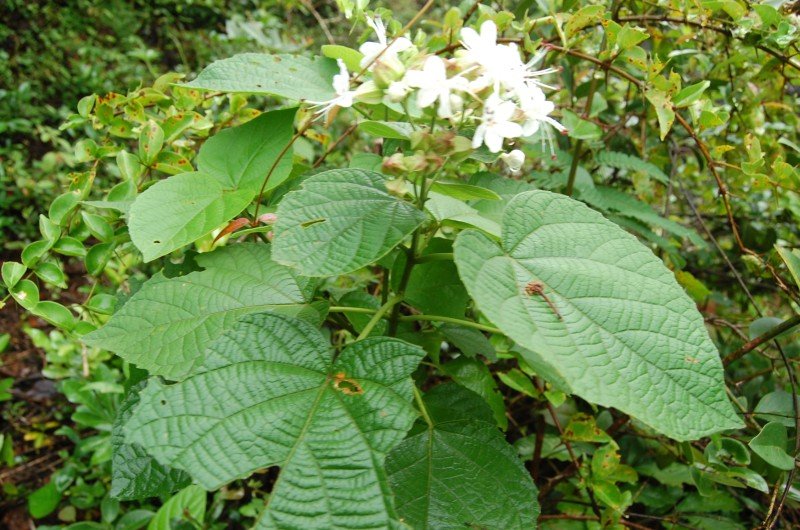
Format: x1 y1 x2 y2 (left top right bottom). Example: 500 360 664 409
723 314 800 366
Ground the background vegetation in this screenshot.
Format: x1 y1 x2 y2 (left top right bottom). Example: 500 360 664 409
2 0 800 528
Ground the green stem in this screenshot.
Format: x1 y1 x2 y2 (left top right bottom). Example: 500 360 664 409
412 385 433 427
357 294 403 341
328 306 375 314
328 306 502 335
399 314 501 334
415 252 454 263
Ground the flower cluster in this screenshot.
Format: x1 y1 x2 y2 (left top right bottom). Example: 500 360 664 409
310 18 565 166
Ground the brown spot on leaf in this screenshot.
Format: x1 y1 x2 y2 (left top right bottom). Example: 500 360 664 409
333 372 364 396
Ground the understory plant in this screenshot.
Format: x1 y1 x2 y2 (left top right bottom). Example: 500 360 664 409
4 1 800 528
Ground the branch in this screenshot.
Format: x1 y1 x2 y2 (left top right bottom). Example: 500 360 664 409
723 314 800 366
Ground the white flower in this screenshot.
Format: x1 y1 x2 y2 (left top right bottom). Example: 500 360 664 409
404 56 469 118
461 21 526 91
472 94 523 152
500 149 525 172
359 17 413 70
386 79 412 102
519 86 565 136
308 59 356 118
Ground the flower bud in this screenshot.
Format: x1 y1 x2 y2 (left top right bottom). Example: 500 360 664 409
500 149 525 172
353 80 383 105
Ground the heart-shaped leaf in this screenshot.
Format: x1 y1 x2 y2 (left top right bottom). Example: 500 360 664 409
386 384 539 529
125 312 425 528
272 169 426 276
454 190 742 440
84 244 318 379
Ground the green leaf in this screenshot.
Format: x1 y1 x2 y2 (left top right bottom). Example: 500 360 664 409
34 262 67 288
749 422 795 470
147 485 206 530
428 181 502 201
561 109 603 140
386 384 539 529
49 192 80 225
110 384 191 500
128 172 254 261
138 121 164 166
28 481 62 518
11 279 39 310
33 301 74 330
196 108 296 192
393 239 468 319
126 312 425 528
453 190 742 440
321 44 363 71
2 261 26 288
83 244 315 379
185 53 338 102
673 80 711 108
440 324 496 360
645 89 675 140
425 192 501 237
272 169 426 276
776 246 800 290
440 358 507 430
357 120 414 140
754 390 798 428
594 151 669 184
566 5 606 37
616 24 649 50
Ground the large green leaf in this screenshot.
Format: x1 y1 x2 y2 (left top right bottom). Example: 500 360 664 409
125 312 425 529
83 244 316 380
185 53 338 102
454 190 742 440
128 172 253 261
272 169 426 276
197 108 296 192
386 384 539 529
110 383 191 500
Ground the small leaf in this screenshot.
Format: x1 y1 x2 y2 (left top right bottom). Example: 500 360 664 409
454 190 742 440
147 485 205 530
428 181 502 201
566 5 606 37
357 120 414 140
138 121 164 166
386 384 539 529
321 44 363 71
272 169 426 276
11 279 39 310
28 481 62 518
34 262 67 288
126 313 424 528
645 88 675 140
186 53 339 102
2 261 26 288
749 422 795 470
49 192 80 225
33 301 75 330
673 80 711 108
441 358 507 429
561 109 603 140
776 246 800 290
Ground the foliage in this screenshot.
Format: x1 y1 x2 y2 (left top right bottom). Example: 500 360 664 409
3 0 800 529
